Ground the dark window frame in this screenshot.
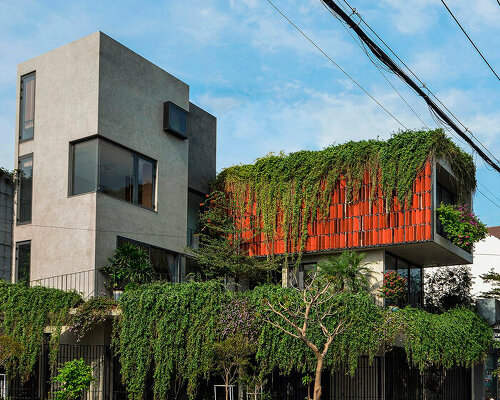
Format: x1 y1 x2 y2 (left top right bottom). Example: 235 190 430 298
15 240 31 284
116 236 182 283
69 136 157 210
384 251 423 308
163 101 188 140
19 72 36 142
17 153 33 225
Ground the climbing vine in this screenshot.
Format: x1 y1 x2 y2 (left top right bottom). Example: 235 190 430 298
0 281 82 381
211 129 475 260
395 307 492 370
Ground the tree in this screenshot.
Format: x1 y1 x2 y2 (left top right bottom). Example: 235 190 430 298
213 335 256 400
263 252 377 400
480 268 500 298
51 358 94 400
424 266 473 312
214 298 258 400
190 191 280 284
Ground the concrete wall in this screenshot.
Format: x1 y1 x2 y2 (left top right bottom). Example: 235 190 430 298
14 32 100 283
95 32 191 271
0 175 13 281
187 102 216 195
12 32 217 296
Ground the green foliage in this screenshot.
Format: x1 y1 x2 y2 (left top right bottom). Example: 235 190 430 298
248 285 385 376
192 191 281 283
397 307 492 371
51 358 94 400
424 266 474 311
0 334 23 365
379 270 407 304
114 281 231 399
0 281 82 381
318 252 372 292
437 204 487 251
100 243 154 289
69 296 117 341
212 129 475 260
480 268 500 298
114 280 492 399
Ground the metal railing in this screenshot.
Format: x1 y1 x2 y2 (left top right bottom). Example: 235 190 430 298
30 269 105 300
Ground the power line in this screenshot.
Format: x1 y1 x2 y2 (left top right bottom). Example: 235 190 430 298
265 0 408 130
478 180 500 203
440 0 500 81
335 0 500 166
320 1 431 129
477 188 500 210
320 0 500 174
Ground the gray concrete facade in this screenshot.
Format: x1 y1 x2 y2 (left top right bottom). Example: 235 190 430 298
13 32 216 296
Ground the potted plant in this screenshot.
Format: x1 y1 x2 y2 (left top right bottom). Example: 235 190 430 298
100 243 154 300
379 270 407 309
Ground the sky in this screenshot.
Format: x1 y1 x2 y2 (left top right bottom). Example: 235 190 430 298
0 0 499 225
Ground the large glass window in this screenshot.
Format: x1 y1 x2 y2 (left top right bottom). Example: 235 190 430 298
72 139 98 195
137 157 154 209
385 252 422 308
99 140 134 203
20 73 35 141
117 237 182 282
18 154 33 223
16 241 31 284
70 139 156 209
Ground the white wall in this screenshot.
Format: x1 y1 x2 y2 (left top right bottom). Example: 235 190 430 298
469 235 500 297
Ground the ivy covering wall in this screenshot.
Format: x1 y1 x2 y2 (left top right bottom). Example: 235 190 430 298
0 282 82 380
212 129 475 258
0 280 492 398
115 282 492 399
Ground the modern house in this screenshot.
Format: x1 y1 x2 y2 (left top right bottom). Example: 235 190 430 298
4 32 489 400
12 32 216 297
0 171 13 282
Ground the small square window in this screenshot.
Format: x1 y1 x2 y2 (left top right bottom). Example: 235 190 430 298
163 102 187 139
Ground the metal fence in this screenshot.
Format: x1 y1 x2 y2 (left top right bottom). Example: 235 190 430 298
30 269 105 299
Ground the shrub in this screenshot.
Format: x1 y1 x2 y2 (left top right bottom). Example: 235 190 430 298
51 358 94 400
437 203 487 252
379 271 407 305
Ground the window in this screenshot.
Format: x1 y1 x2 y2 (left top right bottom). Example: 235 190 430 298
20 72 35 141
117 237 183 282
70 138 156 209
18 154 33 223
385 252 422 308
99 140 134 202
163 102 187 139
16 241 31 283
72 139 98 195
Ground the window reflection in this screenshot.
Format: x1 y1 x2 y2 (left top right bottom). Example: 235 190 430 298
99 141 134 202
385 253 422 308
18 155 33 223
71 139 156 209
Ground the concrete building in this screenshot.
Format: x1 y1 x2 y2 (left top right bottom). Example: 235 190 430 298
470 227 500 297
12 32 216 297
0 171 13 281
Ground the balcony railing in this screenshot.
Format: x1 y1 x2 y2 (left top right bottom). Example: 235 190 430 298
30 269 105 300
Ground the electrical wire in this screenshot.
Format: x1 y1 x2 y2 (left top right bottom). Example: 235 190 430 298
440 0 500 81
333 0 500 166
476 188 500 210
320 0 430 129
478 180 500 203
265 0 408 130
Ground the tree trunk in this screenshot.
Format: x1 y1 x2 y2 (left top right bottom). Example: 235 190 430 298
225 370 229 400
313 356 324 400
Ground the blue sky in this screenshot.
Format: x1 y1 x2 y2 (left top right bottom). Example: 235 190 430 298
0 0 499 225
